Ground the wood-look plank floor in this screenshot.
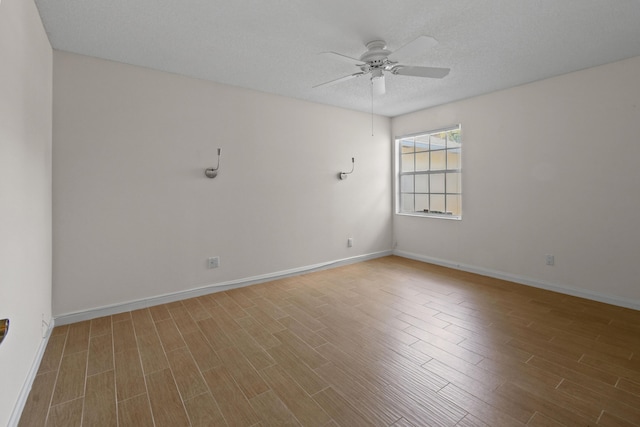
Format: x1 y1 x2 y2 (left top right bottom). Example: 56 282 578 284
20 256 640 426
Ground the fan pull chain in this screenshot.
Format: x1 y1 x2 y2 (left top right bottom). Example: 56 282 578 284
371 78 374 136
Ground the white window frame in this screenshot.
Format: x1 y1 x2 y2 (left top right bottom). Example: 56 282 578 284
395 125 462 220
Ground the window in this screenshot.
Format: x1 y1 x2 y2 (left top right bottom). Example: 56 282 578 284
396 125 462 219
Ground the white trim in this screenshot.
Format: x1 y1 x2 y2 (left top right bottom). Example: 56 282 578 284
394 250 640 311
395 212 461 221
8 319 55 427
54 250 393 325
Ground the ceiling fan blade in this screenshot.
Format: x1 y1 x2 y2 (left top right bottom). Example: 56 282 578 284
393 66 450 79
320 51 364 66
387 35 438 62
313 72 365 89
372 75 385 96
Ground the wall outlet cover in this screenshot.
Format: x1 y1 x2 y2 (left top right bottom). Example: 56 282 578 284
207 256 220 269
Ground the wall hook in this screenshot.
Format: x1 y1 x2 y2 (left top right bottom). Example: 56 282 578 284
339 157 355 180
205 148 221 179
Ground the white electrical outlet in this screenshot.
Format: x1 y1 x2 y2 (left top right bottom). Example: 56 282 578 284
347 237 353 248
207 256 220 269
545 254 555 266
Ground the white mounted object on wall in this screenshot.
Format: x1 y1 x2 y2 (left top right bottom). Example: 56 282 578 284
339 157 355 180
205 148 221 178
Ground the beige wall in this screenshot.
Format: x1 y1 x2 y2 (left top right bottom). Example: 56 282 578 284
392 55 640 308
52 51 392 317
0 0 53 424
52 50 640 316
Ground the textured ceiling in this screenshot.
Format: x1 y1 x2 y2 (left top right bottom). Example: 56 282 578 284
35 0 640 117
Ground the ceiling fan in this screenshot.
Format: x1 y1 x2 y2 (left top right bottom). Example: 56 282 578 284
314 35 450 95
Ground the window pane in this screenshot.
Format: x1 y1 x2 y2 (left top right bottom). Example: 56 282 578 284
400 194 414 212
430 150 446 170
447 195 461 215
430 173 445 193
415 194 429 212
415 152 429 171
446 172 461 193
430 134 447 150
400 139 414 154
447 149 461 169
401 153 414 172
447 129 462 149
415 134 429 148
415 174 428 193
400 175 414 193
430 194 445 212
415 141 429 153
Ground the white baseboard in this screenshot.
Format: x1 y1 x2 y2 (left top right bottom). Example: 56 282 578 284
54 250 393 326
8 319 55 427
394 250 640 311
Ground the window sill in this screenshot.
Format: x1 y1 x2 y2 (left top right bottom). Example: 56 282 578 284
396 212 462 220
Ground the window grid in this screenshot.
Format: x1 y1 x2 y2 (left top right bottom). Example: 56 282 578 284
397 125 461 218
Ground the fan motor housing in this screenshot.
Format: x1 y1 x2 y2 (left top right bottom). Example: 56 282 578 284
360 40 392 64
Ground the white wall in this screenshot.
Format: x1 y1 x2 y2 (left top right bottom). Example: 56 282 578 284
392 55 640 308
0 0 53 425
53 51 392 317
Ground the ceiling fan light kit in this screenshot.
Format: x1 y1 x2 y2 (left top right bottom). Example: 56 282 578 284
314 36 450 96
